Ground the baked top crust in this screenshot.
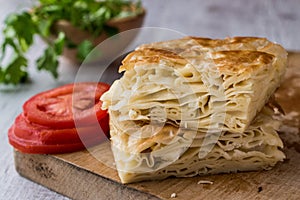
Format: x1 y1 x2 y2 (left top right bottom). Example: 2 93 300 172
120 36 285 74
121 48 275 75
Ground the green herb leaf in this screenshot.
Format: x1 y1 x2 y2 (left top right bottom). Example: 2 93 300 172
0 54 28 84
4 12 36 52
77 40 94 61
36 18 53 37
36 47 59 79
36 32 65 79
54 32 65 55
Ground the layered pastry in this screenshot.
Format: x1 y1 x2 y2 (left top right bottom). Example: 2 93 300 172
101 37 287 183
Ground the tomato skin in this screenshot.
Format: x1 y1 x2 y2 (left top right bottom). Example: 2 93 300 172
13 114 109 145
23 82 110 128
8 126 104 154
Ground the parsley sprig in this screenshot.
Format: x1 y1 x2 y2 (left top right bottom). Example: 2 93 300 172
0 0 142 85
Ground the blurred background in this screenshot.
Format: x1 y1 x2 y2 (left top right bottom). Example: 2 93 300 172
1 0 299 51
142 0 300 51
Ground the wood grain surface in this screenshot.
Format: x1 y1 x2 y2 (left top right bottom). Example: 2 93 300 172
13 53 300 200
1 1 300 199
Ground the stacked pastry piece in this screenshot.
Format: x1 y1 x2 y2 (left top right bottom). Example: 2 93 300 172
101 37 287 183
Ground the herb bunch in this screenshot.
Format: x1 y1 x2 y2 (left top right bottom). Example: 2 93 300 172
0 0 142 85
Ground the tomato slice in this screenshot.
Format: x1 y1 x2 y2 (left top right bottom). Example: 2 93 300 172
8 126 105 154
13 114 109 145
23 82 110 128
8 82 111 154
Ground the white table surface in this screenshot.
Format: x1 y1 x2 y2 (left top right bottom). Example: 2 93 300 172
1 0 299 199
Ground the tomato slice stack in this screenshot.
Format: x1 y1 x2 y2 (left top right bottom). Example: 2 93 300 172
8 82 110 154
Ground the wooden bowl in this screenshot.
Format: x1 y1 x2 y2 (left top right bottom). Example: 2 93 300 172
51 9 146 63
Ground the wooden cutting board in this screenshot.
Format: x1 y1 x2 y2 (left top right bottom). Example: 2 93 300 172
14 53 300 200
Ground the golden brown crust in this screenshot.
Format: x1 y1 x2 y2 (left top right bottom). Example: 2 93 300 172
213 50 274 74
119 36 284 74
119 48 188 72
120 36 278 75
136 36 271 52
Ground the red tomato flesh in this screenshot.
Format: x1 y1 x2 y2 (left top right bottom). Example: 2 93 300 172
23 82 110 128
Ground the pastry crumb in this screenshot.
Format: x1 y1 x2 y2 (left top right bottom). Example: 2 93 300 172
170 193 177 198
197 180 214 185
